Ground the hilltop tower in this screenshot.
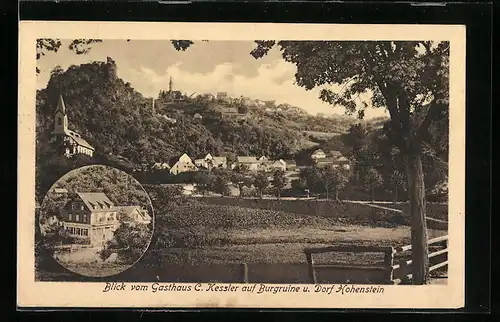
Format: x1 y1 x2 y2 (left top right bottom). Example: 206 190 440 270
53 95 69 135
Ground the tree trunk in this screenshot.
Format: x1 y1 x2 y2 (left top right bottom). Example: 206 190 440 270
371 186 375 202
395 186 398 203
325 187 329 200
405 152 429 285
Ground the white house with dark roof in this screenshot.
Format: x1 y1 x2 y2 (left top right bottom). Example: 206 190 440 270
311 149 326 160
116 205 152 225
59 192 150 247
53 95 95 158
315 150 350 170
170 153 198 175
233 156 260 171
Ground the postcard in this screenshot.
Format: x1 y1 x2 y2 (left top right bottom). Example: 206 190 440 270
18 21 465 309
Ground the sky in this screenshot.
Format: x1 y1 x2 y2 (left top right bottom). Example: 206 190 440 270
37 40 388 119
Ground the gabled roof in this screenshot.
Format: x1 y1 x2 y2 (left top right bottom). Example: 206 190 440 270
76 192 115 212
116 205 152 222
317 157 350 164
284 159 296 165
212 156 227 163
329 150 343 158
237 156 258 163
312 149 325 155
66 130 95 150
152 162 170 169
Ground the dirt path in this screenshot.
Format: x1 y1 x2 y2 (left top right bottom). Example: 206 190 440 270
345 200 449 224
56 247 102 263
227 225 446 245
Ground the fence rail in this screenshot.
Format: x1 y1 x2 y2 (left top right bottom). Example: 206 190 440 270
304 235 448 285
391 235 448 285
304 245 394 284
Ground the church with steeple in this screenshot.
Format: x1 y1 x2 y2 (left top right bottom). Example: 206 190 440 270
53 95 95 158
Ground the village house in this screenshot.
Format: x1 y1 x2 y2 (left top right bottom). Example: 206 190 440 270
258 156 269 162
170 153 198 175
240 96 251 106
315 150 351 170
284 159 297 172
195 153 227 169
233 156 261 171
222 106 240 117
52 95 95 158
271 159 287 172
116 205 152 225
59 192 150 247
151 162 171 171
160 114 177 124
193 113 203 120
310 149 327 160
53 188 69 195
216 92 228 100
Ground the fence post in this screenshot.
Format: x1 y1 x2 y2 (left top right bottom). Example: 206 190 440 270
241 263 249 283
305 252 317 284
384 247 395 284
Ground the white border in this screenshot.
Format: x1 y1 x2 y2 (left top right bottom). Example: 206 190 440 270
18 21 466 309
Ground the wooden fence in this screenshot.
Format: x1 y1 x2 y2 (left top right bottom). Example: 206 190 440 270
304 235 448 285
304 245 394 284
391 235 448 284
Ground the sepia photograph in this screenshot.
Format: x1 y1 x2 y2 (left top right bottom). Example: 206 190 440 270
18 22 465 308
38 164 154 278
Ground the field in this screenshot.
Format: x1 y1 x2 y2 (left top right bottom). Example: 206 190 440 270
36 194 448 283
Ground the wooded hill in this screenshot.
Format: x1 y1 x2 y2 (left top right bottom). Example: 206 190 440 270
36 58 384 167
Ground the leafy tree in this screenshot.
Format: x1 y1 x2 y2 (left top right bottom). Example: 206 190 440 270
193 171 215 196
238 105 249 114
318 166 351 201
40 221 74 256
253 171 269 199
363 167 383 202
213 175 231 197
100 222 153 264
291 177 307 193
388 169 407 202
300 166 323 195
231 172 253 198
271 169 288 199
226 153 238 167
344 123 369 157
250 40 449 284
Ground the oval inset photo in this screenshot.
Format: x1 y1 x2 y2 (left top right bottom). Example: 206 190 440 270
39 164 155 278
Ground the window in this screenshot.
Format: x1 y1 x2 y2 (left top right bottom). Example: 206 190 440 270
68 214 72 221
75 228 80 235
75 214 79 222
83 215 87 222
57 117 62 125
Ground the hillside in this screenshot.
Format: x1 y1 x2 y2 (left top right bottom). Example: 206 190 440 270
37 59 380 169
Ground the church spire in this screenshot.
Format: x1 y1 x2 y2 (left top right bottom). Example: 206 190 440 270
169 76 173 92
53 94 68 135
56 94 66 114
